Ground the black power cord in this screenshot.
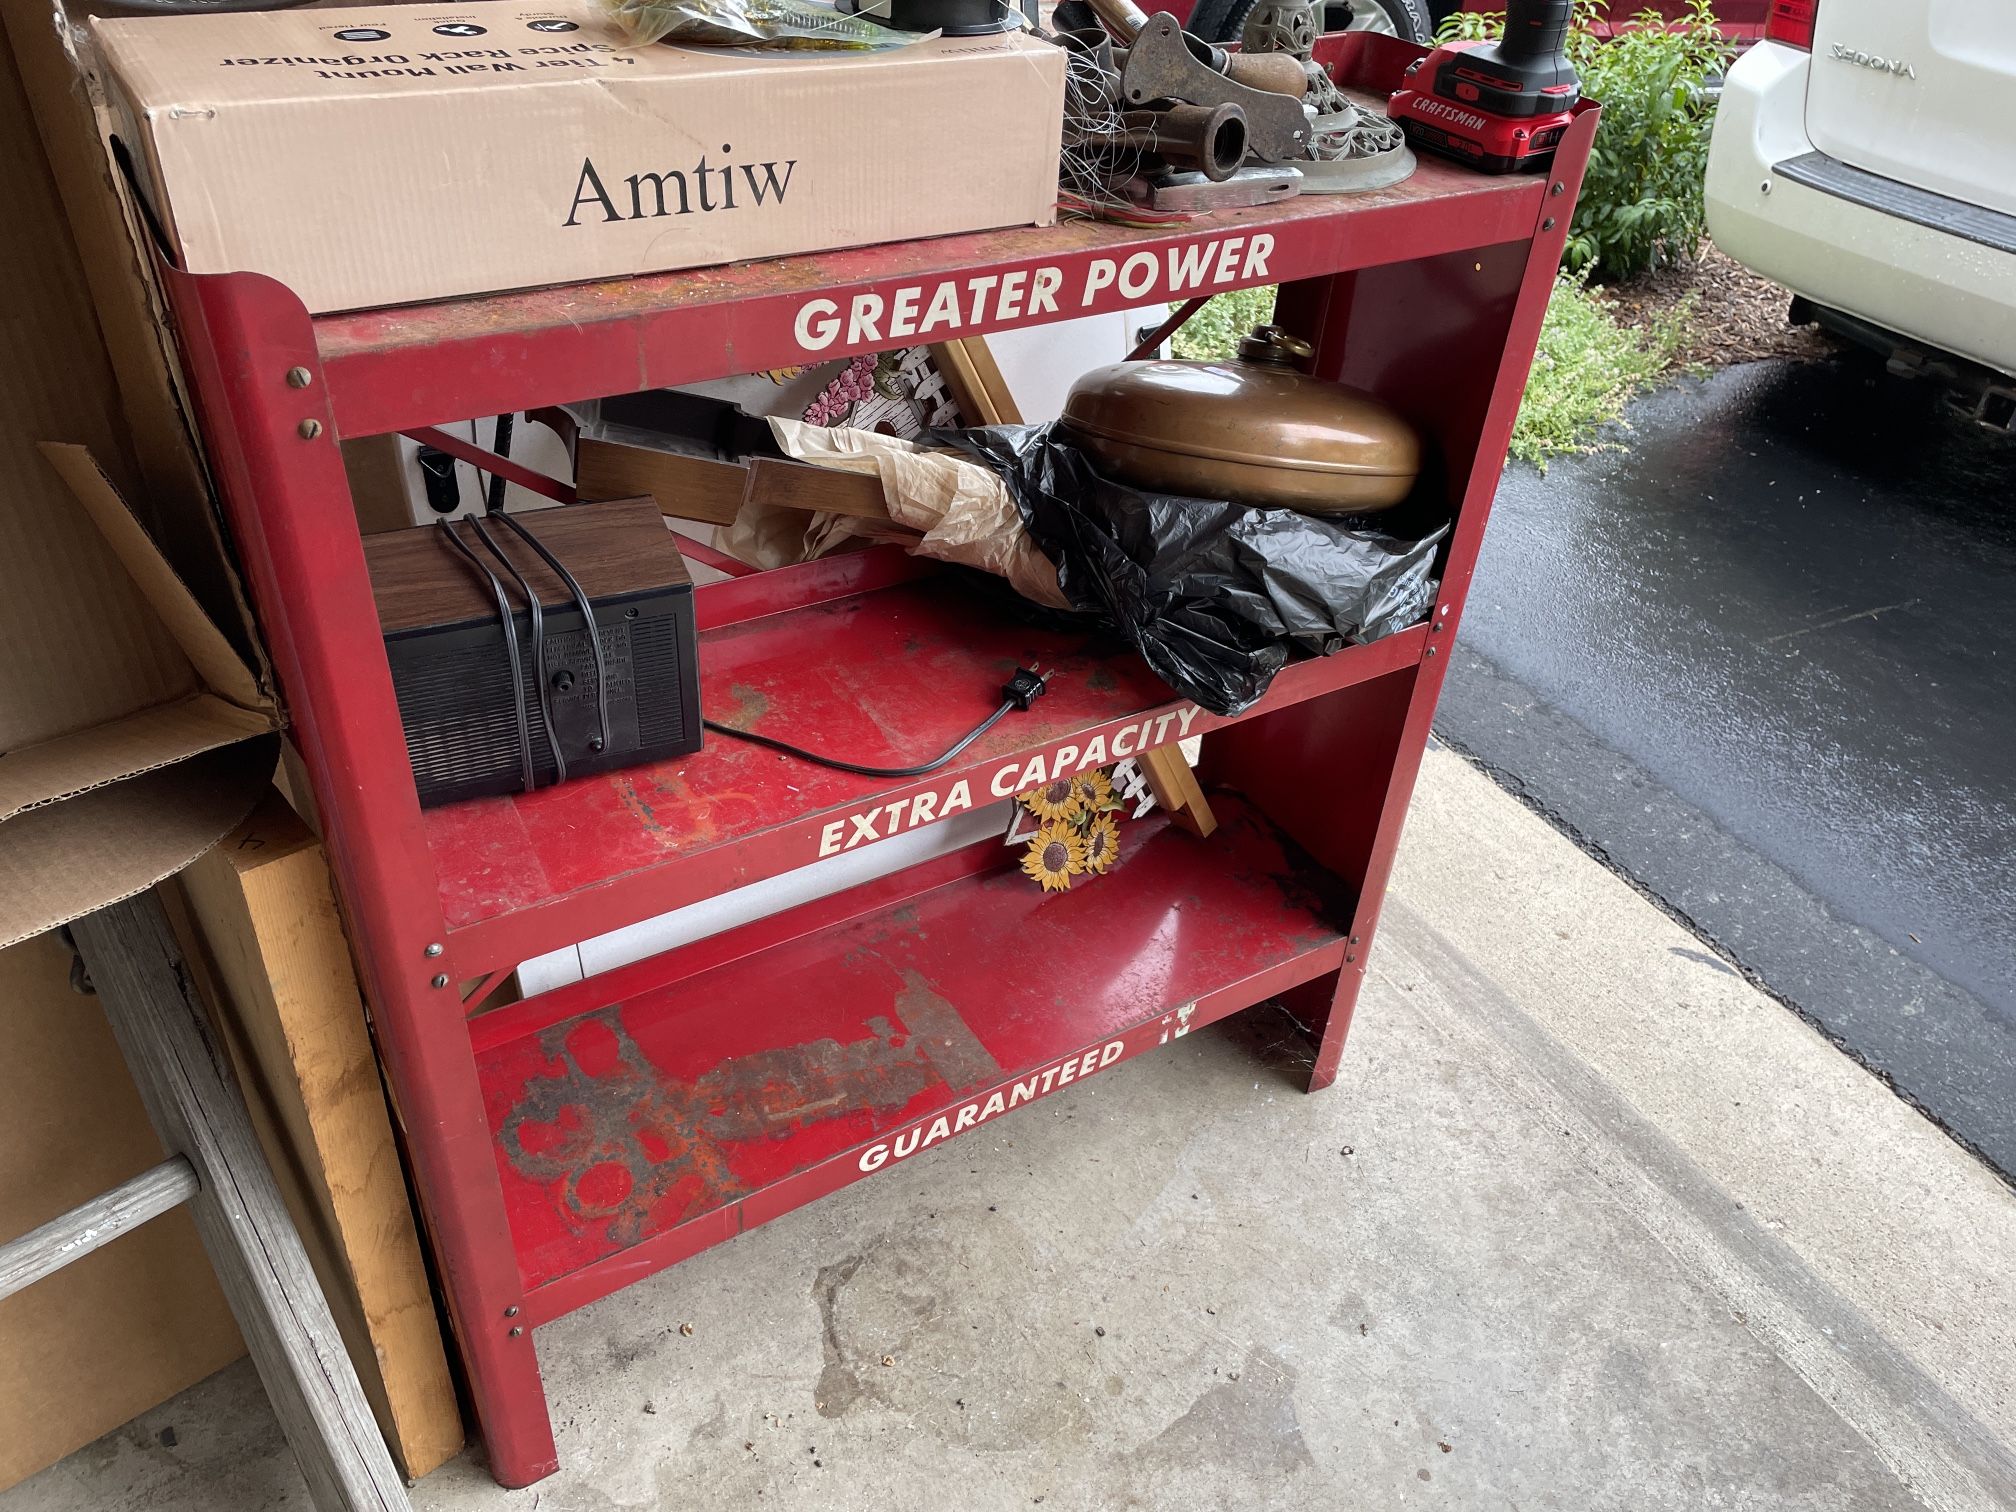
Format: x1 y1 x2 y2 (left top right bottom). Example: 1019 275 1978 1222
703 667 1051 779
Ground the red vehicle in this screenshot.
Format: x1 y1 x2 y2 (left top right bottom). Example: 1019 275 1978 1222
1456 0 1765 41
1178 0 1763 47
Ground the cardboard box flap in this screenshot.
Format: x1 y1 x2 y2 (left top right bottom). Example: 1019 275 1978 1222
39 443 269 713
0 735 277 950
0 453 194 757
0 695 274 824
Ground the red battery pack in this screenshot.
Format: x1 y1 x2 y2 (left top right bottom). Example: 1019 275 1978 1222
1388 77 1575 174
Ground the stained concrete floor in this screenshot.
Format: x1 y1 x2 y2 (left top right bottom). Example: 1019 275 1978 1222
10 747 2015 1511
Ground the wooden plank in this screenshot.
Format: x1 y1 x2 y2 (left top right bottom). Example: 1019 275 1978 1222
0 1158 197 1303
339 437 418 535
0 933 244 1493
1138 743 1219 838
177 793 463 1480
932 337 1022 426
574 439 746 524
577 437 894 527
73 892 412 1512
741 455 893 522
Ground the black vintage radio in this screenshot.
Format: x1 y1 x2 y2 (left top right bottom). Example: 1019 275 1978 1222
366 497 700 807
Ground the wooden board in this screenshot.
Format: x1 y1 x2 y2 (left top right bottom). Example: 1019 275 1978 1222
743 454 895 522
0 932 244 1492
176 793 463 1479
575 437 893 525
1138 742 1219 838
341 436 421 535
575 441 746 525
932 338 1022 427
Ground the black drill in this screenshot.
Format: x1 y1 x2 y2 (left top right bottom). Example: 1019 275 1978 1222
1388 0 1580 173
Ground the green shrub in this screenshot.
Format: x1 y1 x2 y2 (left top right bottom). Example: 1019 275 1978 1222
1511 273 1692 466
1169 285 1279 361
1166 273 1692 471
1438 0 1731 280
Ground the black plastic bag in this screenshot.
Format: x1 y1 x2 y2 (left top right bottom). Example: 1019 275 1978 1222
939 423 1446 717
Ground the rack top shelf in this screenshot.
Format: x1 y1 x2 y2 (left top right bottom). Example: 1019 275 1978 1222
311 127 1551 435
319 155 1539 365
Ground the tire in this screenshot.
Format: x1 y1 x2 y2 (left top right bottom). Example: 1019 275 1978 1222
1335 0 1433 40
1197 0 1432 44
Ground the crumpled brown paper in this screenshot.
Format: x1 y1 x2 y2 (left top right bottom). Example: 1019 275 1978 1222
747 420 1070 610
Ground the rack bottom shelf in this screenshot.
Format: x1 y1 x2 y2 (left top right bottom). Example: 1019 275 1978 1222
479 794 1355 1323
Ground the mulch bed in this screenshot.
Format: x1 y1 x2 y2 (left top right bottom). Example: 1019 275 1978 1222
1599 241 1839 369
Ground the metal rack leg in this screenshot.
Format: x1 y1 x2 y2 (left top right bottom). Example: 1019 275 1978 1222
69 893 412 1512
168 267 561 1487
1258 171 1584 1097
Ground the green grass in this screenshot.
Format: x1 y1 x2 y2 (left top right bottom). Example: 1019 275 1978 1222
1511 274 1693 468
1167 279 1693 472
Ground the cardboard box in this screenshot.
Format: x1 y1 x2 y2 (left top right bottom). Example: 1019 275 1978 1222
93 2 1066 314
0 21 274 1487
0 443 282 950
1 0 246 644
0 0 281 952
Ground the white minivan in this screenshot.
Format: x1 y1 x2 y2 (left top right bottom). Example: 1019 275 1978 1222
1705 0 2016 427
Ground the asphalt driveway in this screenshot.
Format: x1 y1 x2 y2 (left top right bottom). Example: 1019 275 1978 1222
1437 353 2016 1178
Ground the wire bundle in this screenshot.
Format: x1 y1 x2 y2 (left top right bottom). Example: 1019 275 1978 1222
1057 34 1150 220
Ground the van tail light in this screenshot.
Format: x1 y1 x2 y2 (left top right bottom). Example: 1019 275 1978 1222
1765 0 1818 49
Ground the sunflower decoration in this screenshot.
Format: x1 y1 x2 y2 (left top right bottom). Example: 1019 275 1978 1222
1017 766 1130 891
1020 776 1086 825
1073 769 1122 815
1021 822 1086 893
1080 811 1121 875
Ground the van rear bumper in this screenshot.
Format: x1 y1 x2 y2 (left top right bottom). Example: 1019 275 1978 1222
1772 150 2016 258
1705 41 2016 380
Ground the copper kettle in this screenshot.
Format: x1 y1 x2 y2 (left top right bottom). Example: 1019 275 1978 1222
1060 326 1421 514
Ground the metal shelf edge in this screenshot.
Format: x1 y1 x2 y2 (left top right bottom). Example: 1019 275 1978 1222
439 623 1426 969
316 184 1545 437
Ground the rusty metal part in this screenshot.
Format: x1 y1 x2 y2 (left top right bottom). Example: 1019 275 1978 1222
1087 2 1306 97
1220 50 1309 97
1083 0 1150 36
1060 323 1421 512
1239 0 1351 112
1090 104 1249 182
1129 163 1302 211
1240 0 1317 58
1118 12 1310 162
1058 28 1125 153
1057 25 1119 75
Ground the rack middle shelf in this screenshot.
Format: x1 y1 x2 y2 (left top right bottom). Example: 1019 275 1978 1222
422 551 1426 970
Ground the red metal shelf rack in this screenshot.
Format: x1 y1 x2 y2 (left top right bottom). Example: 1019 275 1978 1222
155 33 1594 1487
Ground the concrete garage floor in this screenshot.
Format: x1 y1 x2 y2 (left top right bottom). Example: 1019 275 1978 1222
11 748 2016 1512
